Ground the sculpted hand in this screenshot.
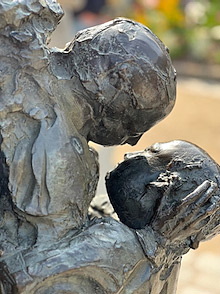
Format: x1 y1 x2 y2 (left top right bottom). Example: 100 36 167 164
152 180 219 246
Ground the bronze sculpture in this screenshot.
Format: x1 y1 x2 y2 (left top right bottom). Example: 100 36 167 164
0 1 219 293
106 140 220 243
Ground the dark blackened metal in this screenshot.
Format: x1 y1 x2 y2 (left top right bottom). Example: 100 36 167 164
106 156 163 229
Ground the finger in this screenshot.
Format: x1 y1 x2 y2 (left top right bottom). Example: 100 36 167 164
152 181 218 234
156 182 216 229
167 218 187 239
169 201 220 240
180 180 213 207
192 201 220 224
174 181 217 217
192 181 218 208
176 197 219 233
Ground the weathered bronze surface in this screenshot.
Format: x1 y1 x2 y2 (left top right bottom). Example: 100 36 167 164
106 140 220 239
0 1 219 293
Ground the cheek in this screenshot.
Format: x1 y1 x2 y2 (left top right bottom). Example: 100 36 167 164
89 104 131 145
140 187 162 215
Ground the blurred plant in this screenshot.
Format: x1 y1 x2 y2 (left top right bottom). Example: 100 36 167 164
107 0 220 63
182 0 220 63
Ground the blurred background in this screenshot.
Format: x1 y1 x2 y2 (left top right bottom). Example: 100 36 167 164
50 1 220 293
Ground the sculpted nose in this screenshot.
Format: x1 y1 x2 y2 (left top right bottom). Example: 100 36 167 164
125 134 142 146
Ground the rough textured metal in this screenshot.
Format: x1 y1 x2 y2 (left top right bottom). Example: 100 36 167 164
106 140 220 238
0 1 219 294
59 18 177 146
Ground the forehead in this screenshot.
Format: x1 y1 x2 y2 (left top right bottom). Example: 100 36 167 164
126 141 207 171
125 142 178 163
145 141 200 161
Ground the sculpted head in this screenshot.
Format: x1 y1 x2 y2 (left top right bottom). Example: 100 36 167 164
106 140 220 228
64 18 176 146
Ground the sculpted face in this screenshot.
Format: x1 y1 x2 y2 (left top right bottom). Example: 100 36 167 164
106 140 220 229
67 18 176 146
